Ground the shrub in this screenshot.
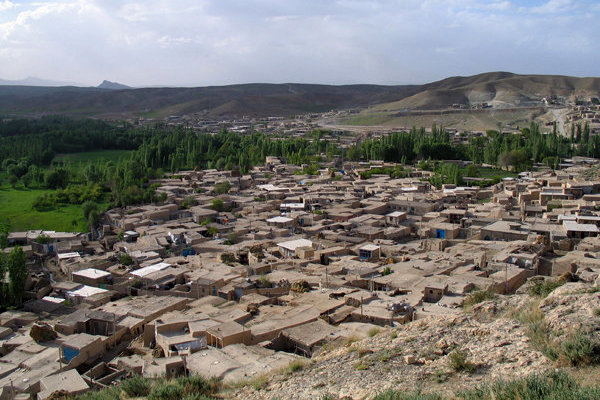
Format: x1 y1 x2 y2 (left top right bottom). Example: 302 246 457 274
257 275 272 288
356 347 373 358
121 253 133 266
120 375 151 397
527 278 564 298
220 253 236 265
200 218 211 226
32 194 56 211
211 198 224 211
77 386 121 400
559 333 600 367
458 371 600 400
214 181 231 195
35 234 52 244
448 349 476 373
176 375 220 396
225 232 239 245
181 196 197 209
382 266 392 276
344 336 359 346
368 327 381 337
288 359 306 373
373 390 442 400
148 382 183 400
354 361 370 370
463 289 496 311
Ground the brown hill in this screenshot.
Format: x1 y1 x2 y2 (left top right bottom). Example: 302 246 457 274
0 72 599 118
392 72 600 110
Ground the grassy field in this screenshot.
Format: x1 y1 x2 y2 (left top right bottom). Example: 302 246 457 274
53 149 132 164
0 150 125 232
0 177 108 232
0 185 86 231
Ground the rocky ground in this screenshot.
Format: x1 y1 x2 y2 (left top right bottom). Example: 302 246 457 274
225 281 600 399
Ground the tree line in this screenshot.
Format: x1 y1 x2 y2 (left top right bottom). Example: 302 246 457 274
0 116 596 210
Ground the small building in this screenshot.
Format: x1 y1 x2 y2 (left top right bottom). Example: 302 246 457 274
563 220 599 239
189 207 219 224
423 283 448 303
430 223 460 240
38 369 89 400
72 268 112 287
58 333 106 369
277 238 314 258
385 211 407 226
275 320 341 357
358 244 380 261
205 321 251 348
266 216 295 229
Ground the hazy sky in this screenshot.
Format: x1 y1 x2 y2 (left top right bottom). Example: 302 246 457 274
0 0 598 87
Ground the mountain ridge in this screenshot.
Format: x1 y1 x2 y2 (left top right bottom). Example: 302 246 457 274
0 72 598 118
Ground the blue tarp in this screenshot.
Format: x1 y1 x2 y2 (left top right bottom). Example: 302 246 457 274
63 346 80 362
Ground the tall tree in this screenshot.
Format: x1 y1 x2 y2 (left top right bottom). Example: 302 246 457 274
7 247 27 306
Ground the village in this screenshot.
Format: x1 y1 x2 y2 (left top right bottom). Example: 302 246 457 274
3 154 600 399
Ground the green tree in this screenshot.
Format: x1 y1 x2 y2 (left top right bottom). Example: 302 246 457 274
211 198 224 212
8 174 18 188
7 247 27 306
82 201 99 221
465 164 480 177
214 181 231 195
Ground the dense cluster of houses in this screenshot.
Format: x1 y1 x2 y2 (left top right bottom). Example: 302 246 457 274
3 156 600 398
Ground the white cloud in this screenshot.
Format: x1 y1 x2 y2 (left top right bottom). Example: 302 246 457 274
0 0 16 12
527 0 575 14
0 0 597 86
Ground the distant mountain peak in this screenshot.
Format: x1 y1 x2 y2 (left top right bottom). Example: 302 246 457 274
97 80 130 90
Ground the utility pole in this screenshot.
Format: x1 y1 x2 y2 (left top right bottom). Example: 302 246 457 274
58 347 63 372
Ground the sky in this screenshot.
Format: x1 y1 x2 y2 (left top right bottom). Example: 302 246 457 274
0 0 598 87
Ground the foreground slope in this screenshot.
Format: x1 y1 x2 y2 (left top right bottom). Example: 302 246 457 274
228 281 600 399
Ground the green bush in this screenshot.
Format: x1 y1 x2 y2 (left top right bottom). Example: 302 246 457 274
120 375 151 397
148 382 184 400
288 359 306 373
77 386 121 400
526 279 564 298
211 198 224 211
375 371 600 400
463 289 496 311
121 253 133 266
560 333 600 367
368 327 381 337
373 389 442 400
177 375 220 396
448 349 476 373
214 181 231 195
458 371 600 400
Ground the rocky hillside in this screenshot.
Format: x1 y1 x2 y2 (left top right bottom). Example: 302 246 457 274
227 280 600 399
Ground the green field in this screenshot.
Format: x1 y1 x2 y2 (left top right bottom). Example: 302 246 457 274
0 183 92 232
0 150 127 232
53 149 133 164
